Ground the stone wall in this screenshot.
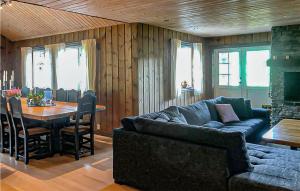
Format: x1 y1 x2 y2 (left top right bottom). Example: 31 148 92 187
270 25 300 124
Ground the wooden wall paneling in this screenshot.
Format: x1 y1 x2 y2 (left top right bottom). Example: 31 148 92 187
153 26 160 112
148 25 155 113
158 27 164 111
99 28 107 132
125 24 133 116
105 27 113 132
131 23 139 115
142 24 150 114
112 25 119 129
137 24 144 115
117 25 126 119
163 28 169 108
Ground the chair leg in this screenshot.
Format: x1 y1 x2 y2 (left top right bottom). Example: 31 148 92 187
9 128 14 157
48 134 52 155
60 132 64 156
0 126 4 153
90 132 94 155
15 136 19 160
75 135 79 160
24 138 29 165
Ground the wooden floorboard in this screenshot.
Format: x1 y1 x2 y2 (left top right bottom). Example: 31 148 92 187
0 135 138 191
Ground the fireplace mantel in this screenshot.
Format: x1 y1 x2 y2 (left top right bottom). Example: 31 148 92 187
267 56 300 67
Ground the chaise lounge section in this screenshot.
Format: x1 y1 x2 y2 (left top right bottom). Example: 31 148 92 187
113 97 299 191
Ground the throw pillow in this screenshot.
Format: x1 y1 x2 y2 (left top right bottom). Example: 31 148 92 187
220 97 248 119
215 104 240 123
162 106 188 124
178 101 211 126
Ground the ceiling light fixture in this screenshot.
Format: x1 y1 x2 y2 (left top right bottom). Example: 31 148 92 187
0 0 12 10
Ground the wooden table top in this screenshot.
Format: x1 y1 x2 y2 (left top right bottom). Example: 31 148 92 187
263 119 300 148
17 98 106 121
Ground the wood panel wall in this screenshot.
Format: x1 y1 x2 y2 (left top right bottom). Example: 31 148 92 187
136 24 206 115
0 35 15 77
12 24 138 135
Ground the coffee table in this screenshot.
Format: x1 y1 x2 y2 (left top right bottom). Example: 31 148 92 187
262 119 300 150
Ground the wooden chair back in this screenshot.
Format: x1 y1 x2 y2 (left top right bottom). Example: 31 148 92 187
67 89 81 103
55 88 67 102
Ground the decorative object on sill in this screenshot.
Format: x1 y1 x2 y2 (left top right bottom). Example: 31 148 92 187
262 104 271 110
27 91 55 107
2 88 21 98
181 81 188 88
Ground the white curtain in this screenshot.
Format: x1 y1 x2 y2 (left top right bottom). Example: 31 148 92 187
45 43 65 89
192 43 204 96
21 47 33 88
81 39 96 91
170 39 181 99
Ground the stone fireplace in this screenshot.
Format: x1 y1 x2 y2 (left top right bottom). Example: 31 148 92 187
269 25 300 125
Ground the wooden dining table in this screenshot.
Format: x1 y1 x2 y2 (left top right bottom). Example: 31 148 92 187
19 98 106 121
12 98 106 154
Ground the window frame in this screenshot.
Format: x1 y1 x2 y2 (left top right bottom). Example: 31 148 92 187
214 45 271 88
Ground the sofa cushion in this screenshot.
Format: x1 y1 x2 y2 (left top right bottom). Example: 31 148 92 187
219 126 255 138
229 143 300 191
202 121 224 129
178 101 211 126
244 99 253 118
161 106 188 124
133 117 252 175
221 97 248 119
205 97 223 121
215 104 240 123
225 118 266 133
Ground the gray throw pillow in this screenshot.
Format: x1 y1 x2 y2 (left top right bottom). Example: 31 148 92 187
178 101 211 126
221 97 248 119
162 106 188 124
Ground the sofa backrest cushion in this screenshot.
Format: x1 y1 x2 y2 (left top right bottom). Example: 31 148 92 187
178 101 211 126
244 99 253 118
133 117 252 175
161 106 188 124
205 97 223 121
220 97 248 119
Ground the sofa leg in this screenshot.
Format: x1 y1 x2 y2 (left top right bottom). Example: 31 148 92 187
291 146 297 150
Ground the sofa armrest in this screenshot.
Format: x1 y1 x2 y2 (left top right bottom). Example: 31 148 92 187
252 108 270 120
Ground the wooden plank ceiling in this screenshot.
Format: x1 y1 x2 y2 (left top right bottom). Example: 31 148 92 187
0 1 123 41
17 0 300 37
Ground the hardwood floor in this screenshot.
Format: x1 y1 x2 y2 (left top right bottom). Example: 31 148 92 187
0 135 137 191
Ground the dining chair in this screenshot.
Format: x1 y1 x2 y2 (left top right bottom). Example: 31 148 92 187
0 96 13 156
60 94 96 160
21 87 30 97
34 87 44 94
55 88 67 102
83 90 96 96
9 97 52 164
67 89 81 103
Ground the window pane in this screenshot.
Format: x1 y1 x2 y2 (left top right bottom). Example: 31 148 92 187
246 50 270 87
33 50 52 88
219 75 228 86
25 52 33 88
176 46 192 88
219 52 228 64
229 52 240 86
219 64 228 74
57 46 87 91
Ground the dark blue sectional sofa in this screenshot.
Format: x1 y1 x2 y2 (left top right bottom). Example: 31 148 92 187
113 97 300 191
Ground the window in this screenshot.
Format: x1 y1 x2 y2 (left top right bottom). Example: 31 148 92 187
246 50 270 87
218 51 240 86
24 44 88 91
56 46 87 90
176 43 193 89
216 46 270 87
32 49 52 88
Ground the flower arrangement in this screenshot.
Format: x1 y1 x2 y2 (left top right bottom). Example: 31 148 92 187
3 88 21 98
27 92 45 106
